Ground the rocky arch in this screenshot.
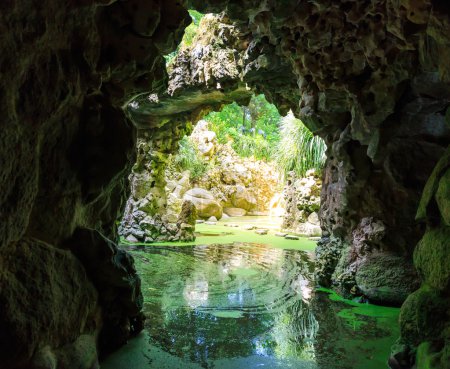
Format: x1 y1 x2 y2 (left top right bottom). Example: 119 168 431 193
0 1 449 369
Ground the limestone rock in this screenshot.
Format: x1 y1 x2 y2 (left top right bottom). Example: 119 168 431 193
223 207 247 217
275 232 288 237
285 235 300 240
183 188 223 219
231 185 257 211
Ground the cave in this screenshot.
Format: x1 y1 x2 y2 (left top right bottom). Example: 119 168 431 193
0 1 449 369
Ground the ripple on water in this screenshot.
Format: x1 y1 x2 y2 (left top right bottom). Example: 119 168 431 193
105 242 400 369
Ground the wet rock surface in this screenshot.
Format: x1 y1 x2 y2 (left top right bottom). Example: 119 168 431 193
0 0 189 367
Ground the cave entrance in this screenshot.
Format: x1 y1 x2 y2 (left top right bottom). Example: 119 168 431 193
119 93 325 244
105 9 402 369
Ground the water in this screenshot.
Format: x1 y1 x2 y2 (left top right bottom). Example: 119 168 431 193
103 221 400 369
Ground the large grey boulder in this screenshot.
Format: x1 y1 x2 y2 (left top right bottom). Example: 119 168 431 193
183 188 223 219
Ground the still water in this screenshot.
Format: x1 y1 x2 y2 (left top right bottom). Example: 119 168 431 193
102 240 399 369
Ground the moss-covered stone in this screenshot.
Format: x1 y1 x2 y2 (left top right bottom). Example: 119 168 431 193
354 254 419 306
399 286 447 346
414 227 450 291
436 169 450 226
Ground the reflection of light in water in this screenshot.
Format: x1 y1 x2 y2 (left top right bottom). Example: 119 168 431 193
183 275 209 308
291 276 312 301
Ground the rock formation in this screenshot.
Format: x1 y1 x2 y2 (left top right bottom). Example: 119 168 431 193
0 1 189 367
282 170 322 236
1 0 450 368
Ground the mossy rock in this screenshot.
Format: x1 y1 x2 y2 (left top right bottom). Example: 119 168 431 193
414 227 450 291
416 341 450 369
436 169 450 226
355 254 419 306
399 285 447 346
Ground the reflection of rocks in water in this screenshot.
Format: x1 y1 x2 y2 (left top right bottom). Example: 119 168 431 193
127 242 318 367
125 242 399 369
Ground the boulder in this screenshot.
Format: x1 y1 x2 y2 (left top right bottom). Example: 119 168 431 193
296 222 321 237
223 207 247 217
183 188 223 219
231 185 257 211
307 212 320 226
355 254 420 305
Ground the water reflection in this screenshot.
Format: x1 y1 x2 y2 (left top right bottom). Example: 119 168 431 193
124 242 399 369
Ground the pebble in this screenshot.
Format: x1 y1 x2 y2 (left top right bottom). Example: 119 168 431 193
196 219 205 224
243 225 256 230
255 229 268 235
224 223 239 227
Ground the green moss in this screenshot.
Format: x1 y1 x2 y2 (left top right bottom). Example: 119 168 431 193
414 227 450 291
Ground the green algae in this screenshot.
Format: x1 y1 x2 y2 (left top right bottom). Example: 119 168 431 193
120 217 316 251
316 287 401 369
209 310 244 318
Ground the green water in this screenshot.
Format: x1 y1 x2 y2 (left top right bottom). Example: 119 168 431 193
104 218 399 369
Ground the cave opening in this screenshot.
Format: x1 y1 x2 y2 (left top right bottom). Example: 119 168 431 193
1 2 449 369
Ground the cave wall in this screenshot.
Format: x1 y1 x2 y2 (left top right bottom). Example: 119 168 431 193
1 0 450 368
186 0 450 304
0 1 190 368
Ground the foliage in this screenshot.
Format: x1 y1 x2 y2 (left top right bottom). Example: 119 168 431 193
164 10 205 64
274 111 326 177
275 112 326 176
172 136 209 181
204 95 281 160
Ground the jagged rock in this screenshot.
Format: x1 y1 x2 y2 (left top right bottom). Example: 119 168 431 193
183 188 223 219
207 216 218 222
223 207 247 217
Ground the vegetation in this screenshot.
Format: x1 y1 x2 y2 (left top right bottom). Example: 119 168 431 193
171 95 326 179
171 136 209 181
165 10 205 65
205 95 281 161
274 111 326 177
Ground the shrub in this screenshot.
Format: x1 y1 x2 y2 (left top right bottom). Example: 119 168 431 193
172 136 209 181
274 111 326 177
